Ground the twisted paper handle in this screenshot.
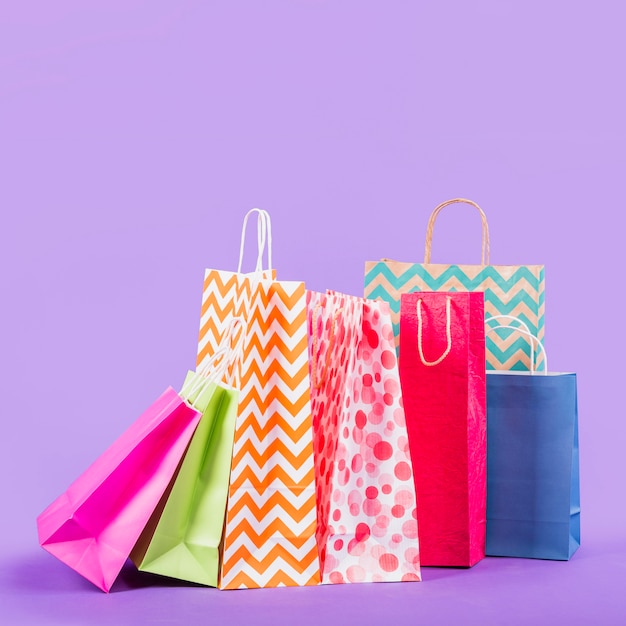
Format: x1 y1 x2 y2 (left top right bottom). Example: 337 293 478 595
485 315 548 375
424 198 490 266
416 296 452 367
182 317 246 405
237 208 273 273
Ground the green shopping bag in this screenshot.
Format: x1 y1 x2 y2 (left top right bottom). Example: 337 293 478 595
131 322 243 587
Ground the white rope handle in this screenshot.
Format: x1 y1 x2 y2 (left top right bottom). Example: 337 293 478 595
208 317 246 388
182 345 228 401
416 296 452 366
485 315 534 371
181 317 246 404
237 208 273 273
222 317 246 389
180 346 225 404
485 315 548 375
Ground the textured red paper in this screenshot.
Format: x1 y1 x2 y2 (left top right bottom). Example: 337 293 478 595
399 291 486 567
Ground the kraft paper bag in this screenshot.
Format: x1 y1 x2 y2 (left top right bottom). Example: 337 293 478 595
365 198 544 370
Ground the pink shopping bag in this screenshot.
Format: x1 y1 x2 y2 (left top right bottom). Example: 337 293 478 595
37 387 202 592
307 290 421 583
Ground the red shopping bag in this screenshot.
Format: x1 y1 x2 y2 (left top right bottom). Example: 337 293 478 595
399 291 486 567
308 291 421 583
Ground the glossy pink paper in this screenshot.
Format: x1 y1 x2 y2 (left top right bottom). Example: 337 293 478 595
37 387 201 592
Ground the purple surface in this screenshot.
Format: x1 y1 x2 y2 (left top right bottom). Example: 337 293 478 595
1 1 624 624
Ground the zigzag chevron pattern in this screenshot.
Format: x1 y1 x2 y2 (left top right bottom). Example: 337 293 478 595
196 272 319 589
365 260 545 371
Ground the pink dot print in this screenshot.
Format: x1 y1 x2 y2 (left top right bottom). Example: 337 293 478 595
379 553 399 572
381 349 396 370
365 432 382 448
394 461 412 481
373 441 393 460
395 489 414 507
365 486 378 499
393 407 406 427
348 539 366 557
348 489 362 508
402 519 419 539
392 504 405 518
346 565 366 582
355 410 367 429
402 573 421 582
383 378 399 397
405 547 420 567
308 297 420 584
376 514 390 529
363 498 382 516
355 523 370 542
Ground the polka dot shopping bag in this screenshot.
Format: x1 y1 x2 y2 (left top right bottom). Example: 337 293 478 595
307 290 421 583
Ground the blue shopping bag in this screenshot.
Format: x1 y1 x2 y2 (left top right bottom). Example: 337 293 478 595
485 316 580 560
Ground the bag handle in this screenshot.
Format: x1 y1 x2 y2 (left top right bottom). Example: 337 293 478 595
485 315 548 375
416 296 452 366
424 198 490 266
181 317 247 405
237 208 273 273
311 303 343 389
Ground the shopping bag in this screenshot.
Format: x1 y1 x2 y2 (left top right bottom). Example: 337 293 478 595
37 387 203 592
399 291 486 567
485 316 580 560
307 291 421 583
365 198 545 370
196 209 320 589
131 320 244 585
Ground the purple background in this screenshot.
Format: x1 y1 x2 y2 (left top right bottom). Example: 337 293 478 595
1 1 624 623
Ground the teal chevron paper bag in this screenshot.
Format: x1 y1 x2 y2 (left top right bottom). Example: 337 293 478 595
364 198 544 370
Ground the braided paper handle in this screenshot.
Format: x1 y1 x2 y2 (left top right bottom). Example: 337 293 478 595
424 198 490 266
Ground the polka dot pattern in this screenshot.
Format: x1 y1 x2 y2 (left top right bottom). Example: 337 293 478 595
307 292 421 584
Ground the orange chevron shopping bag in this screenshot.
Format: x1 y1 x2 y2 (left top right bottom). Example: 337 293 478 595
196 209 320 589
364 198 545 370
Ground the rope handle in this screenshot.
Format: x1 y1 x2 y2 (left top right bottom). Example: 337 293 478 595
485 315 548 375
311 303 344 389
237 208 273 273
181 317 246 405
416 296 452 367
424 198 490 266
